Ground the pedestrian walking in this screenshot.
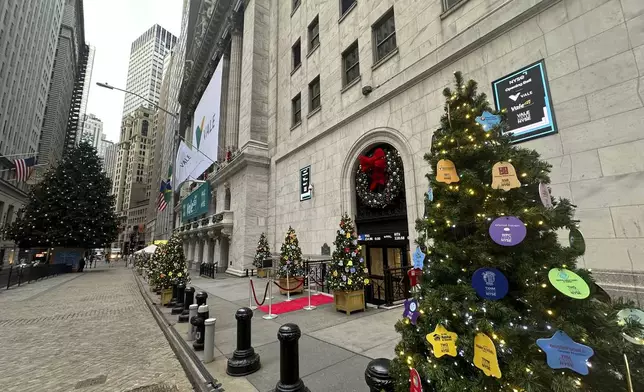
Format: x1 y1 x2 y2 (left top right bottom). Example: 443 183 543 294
78 255 86 272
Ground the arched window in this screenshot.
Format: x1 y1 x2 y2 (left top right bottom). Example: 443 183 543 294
224 188 231 210
141 120 149 136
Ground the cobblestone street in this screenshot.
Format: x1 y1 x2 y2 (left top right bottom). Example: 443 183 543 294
0 264 194 392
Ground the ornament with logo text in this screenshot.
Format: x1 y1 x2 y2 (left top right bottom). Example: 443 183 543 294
472 267 509 300
436 159 459 184
539 182 553 208
408 268 422 287
475 111 501 130
548 268 590 299
427 186 434 202
569 228 586 255
474 333 502 378
409 368 422 392
537 330 594 375
491 162 521 191
403 298 420 325
617 308 644 345
412 247 425 269
426 324 458 358
489 216 526 246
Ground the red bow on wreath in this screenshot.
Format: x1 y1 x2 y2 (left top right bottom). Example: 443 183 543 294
359 148 387 191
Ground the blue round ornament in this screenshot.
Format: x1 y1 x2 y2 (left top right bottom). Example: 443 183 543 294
472 267 509 300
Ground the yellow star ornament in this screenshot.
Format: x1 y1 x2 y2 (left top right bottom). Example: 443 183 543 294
426 324 458 358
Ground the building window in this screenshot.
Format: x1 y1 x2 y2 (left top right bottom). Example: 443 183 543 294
342 41 360 86
373 8 396 62
443 0 465 12
309 76 320 112
293 0 301 13
340 0 357 17
308 16 319 51
292 39 301 70
292 93 302 126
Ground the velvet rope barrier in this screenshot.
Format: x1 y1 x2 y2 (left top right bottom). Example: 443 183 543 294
250 279 271 306
272 277 305 291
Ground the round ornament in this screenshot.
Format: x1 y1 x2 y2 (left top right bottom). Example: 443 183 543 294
548 268 590 299
488 216 527 246
569 228 586 255
538 182 553 208
356 147 404 209
409 368 422 392
472 267 509 300
617 308 644 345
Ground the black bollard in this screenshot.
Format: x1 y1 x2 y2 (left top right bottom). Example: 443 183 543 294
195 291 208 307
178 286 195 323
364 358 394 392
192 304 209 351
167 280 179 307
275 323 309 392
226 307 261 376
172 283 186 315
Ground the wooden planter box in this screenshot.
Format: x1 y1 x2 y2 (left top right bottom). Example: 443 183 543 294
160 288 173 305
333 290 366 315
278 276 304 295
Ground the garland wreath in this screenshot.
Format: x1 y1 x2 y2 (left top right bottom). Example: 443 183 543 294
356 147 404 208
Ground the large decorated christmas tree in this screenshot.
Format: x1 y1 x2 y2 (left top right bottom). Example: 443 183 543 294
253 232 271 269
149 234 189 289
277 226 304 278
7 142 118 248
326 213 369 291
389 73 643 392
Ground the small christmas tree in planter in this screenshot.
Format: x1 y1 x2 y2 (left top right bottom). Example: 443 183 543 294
326 214 369 315
253 233 272 278
277 226 305 295
151 235 190 304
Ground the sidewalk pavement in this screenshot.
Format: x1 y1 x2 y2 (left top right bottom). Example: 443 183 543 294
0 263 194 392
150 273 401 392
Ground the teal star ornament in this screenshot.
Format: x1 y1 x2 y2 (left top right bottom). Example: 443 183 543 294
537 330 594 375
475 111 501 130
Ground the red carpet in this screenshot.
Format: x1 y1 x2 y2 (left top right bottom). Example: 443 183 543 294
258 293 334 315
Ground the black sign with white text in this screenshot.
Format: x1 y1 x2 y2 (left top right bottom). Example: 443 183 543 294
300 166 311 201
492 60 557 143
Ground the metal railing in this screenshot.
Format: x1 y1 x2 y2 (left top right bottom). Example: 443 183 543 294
199 262 218 279
0 263 73 290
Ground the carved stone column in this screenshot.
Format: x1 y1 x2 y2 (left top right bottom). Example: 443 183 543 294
218 42 230 162
225 13 243 152
213 237 221 267
202 236 211 264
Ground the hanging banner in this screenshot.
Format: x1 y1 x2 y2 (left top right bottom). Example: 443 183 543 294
193 61 223 161
300 166 312 201
492 59 557 143
181 182 211 222
174 140 210 188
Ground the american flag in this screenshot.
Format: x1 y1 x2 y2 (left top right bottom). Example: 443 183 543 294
14 157 36 182
157 180 168 211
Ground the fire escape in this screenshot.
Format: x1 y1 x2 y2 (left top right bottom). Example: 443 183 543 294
64 44 90 153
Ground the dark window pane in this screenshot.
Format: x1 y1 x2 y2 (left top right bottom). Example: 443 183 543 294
341 0 357 15
293 0 301 10
292 40 301 69
373 10 396 61
309 18 320 50
342 43 360 86
292 94 301 125
309 77 321 111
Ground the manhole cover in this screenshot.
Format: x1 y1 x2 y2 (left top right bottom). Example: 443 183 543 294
124 384 180 392
75 375 107 389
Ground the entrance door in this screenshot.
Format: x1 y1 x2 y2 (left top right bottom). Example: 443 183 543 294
365 244 408 305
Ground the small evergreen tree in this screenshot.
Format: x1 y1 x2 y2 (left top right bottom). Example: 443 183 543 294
326 213 369 291
253 232 271 269
149 235 189 289
7 142 118 249
277 226 304 278
389 72 643 392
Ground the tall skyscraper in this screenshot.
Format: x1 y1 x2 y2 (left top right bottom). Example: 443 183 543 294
79 45 95 120
39 0 87 168
122 25 177 118
80 113 103 150
0 0 65 264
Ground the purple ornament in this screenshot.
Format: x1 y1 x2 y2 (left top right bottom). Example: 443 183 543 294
489 216 527 246
350 267 356 273
341 275 347 281
403 298 420 325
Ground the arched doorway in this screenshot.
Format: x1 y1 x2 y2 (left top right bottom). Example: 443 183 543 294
353 143 409 306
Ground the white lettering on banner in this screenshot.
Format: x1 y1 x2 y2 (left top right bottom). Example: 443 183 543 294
517 111 531 124
174 141 209 187
193 61 223 162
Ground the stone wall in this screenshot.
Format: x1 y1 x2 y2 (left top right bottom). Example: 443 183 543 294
265 0 644 301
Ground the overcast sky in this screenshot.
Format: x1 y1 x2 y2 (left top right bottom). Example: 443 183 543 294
84 0 182 142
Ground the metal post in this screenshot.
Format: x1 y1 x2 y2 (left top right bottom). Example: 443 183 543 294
248 277 257 310
303 266 316 311
226 307 261 376
275 323 309 392
195 291 208 306
262 277 277 320
172 282 186 315
178 286 195 323
187 304 198 341
286 268 291 302
364 358 394 392
204 318 216 363
192 304 209 351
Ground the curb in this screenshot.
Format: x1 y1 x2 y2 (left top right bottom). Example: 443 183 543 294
132 271 224 392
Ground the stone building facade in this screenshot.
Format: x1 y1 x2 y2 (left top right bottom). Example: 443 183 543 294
177 0 643 301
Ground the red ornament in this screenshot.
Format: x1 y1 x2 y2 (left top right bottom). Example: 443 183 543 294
409 368 422 392
408 268 422 286
344 247 350 253
359 148 387 191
